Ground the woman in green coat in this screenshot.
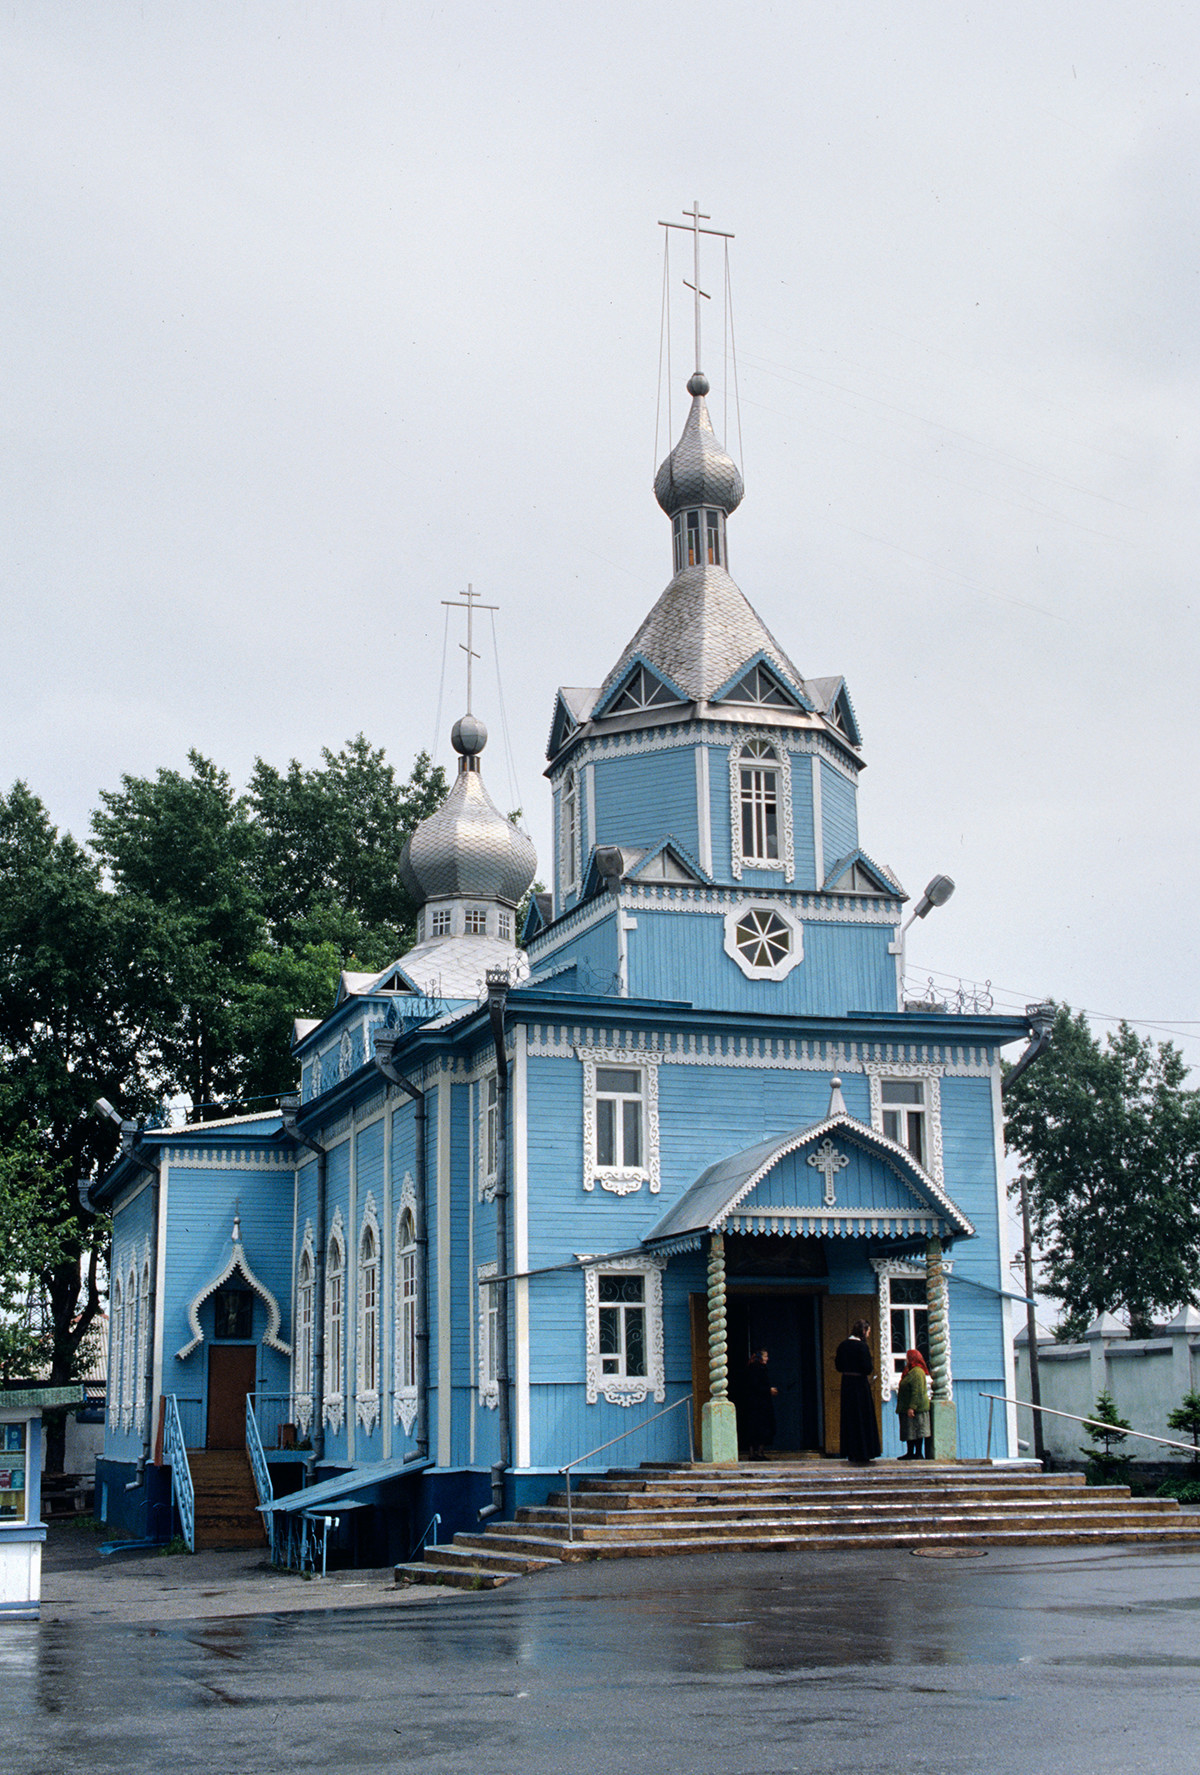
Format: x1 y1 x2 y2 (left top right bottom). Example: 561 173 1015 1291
897 1348 932 1459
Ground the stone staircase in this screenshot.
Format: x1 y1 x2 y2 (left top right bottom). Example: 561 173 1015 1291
188 1449 268 1551
394 1460 1200 1590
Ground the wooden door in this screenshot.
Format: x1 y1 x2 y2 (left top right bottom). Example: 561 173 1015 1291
689 1294 711 1451
820 1295 879 1455
206 1346 257 1449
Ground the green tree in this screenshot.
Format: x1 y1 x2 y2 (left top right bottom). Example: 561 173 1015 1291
1167 1390 1200 1470
1004 1006 1200 1338
1081 1389 1132 1486
0 1127 73 1382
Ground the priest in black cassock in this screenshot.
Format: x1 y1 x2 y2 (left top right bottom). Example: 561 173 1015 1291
835 1319 882 1464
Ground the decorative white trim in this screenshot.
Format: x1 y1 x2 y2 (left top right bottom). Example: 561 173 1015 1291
527 1026 996 1074
722 901 804 981
871 1255 954 1402
477 1262 499 1409
356 1193 381 1434
324 1208 345 1433
583 1255 666 1406
108 1274 124 1431
152 1150 296 1171
478 1072 498 1203
338 1029 353 1081
557 720 860 783
134 1246 150 1435
393 1175 419 1433
729 741 794 882
810 753 824 888
577 1048 661 1194
294 1221 314 1437
176 1234 291 1361
866 1063 945 1185
695 745 712 875
122 1262 136 1431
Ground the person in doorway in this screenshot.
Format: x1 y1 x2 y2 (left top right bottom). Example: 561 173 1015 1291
739 1349 778 1461
896 1346 932 1459
835 1319 882 1465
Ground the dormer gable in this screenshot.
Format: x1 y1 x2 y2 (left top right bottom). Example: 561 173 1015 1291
546 687 598 761
628 838 710 885
711 651 812 713
823 848 905 898
593 655 689 721
807 675 862 746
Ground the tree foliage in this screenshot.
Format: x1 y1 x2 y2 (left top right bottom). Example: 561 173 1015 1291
1005 1005 1200 1338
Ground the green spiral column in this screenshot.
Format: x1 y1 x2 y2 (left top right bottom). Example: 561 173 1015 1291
926 1234 957 1460
701 1230 738 1463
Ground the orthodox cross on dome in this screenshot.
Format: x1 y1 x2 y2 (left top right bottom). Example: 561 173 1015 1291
659 200 734 378
441 582 498 714
807 1137 850 1208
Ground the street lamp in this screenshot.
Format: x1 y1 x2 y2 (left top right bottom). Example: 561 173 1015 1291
898 874 956 997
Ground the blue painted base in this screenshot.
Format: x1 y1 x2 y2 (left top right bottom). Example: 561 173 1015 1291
95 1460 174 1543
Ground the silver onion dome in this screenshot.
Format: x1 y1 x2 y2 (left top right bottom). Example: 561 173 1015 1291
399 721 537 908
654 373 745 517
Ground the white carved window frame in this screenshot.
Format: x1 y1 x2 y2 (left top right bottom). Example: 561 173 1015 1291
134 1244 150 1435
722 901 804 982
122 1262 137 1432
479 1072 498 1203
294 1221 314 1437
582 1254 666 1407
871 1255 952 1402
578 1047 660 1195
559 767 580 898
324 1208 345 1433
866 1062 944 1185
477 1261 499 1410
393 1174 419 1433
729 740 794 882
109 1270 124 1430
356 1193 381 1434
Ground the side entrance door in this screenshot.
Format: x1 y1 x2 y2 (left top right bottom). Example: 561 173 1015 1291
206 1345 257 1449
819 1294 880 1455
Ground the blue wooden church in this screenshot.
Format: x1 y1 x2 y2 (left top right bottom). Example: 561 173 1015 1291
92 291 1034 1560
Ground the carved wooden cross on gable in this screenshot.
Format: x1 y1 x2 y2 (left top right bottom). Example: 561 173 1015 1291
807 1137 850 1207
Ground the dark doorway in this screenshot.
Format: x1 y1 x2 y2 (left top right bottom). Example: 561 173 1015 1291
728 1293 822 1452
206 1345 257 1449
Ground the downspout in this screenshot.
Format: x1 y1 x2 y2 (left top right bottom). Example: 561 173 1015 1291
372 1036 429 1462
1001 1002 1056 1464
480 969 511 1518
90 1103 160 1490
279 1097 327 1477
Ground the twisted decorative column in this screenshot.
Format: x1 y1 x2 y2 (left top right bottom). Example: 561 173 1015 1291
926 1234 957 1458
700 1230 738 1463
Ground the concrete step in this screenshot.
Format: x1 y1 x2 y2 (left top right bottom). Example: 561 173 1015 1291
529 1522 1200 1561
521 1500 1184 1532
394 1561 516 1589
553 1508 1191 1543
547 1482 1103 1513
424 1541 563 1575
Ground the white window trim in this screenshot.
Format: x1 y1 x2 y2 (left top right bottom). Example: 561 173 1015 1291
122 1264 137 1432
134 1246 150 1436
393 1175 419 1433
582 1255 666 1406
356 1193 381 1434
109 1273 124 1431
722 901 804 982
324 1208 345 1433
294 1220 315 1437
338 1028 353 1081
560 769 580 896
578 1048 660 1195
477 1261 499 1410
729 742 794 882
871 1256 952 1402
479 1073 498 1203
866 1063 944 1185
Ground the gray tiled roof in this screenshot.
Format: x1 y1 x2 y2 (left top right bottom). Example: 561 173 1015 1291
399 765 537 908
654 393 744 516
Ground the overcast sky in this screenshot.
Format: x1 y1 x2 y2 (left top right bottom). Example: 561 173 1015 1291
3 4 1198 1068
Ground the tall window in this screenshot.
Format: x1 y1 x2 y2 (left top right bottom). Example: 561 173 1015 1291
497 911 512 940
123 1265 137 1431
109 1276 124 1429
398 1212 417 1393
705 508 722 566
597 1273 646 1380
595 1067 642 1170
359 1225 379 1398
881 1079 926 1165
739 742 780 862
295 1249 313 1421
685 509 701 566
325 1231 345 1428
560 769 578 891
135 1260 150 1434
477 1262 499 1408
889 1278 930 1383
485 1074 498 1177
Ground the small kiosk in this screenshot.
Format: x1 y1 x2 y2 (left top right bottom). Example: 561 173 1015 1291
1 1385 84 1620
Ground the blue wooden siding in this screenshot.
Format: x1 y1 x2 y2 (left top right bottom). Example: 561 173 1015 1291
788 752 817 890
750 1142 935 1216
592 746 699 856
820 758 858 870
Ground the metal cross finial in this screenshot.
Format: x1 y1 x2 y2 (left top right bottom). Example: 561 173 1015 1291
659 200 734 378
441 582 498 714
807 1138 851 1208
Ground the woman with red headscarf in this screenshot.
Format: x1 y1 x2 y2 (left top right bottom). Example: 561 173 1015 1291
896 1348 932 1459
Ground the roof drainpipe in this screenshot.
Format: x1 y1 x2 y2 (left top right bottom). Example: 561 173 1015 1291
372 1037 430 1463
479 969 512 1520
1001 1002 1056 1465
93 1102 160 1492
280 1097 327 1479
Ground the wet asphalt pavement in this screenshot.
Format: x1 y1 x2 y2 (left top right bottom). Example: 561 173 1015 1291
5 1540 1200 1774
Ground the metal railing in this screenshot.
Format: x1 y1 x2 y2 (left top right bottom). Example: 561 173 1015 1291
409 1511 441 1562
561 1394 694 1542
982 1393 1200 1462
245 1394 276 1562
251 1390 299 1450
170 1394 204 1448
162 1394 195 1552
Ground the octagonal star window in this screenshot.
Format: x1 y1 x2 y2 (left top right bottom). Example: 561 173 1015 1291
733 907 792 970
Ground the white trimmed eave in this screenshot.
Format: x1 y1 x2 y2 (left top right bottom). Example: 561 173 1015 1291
176 1241 291 1360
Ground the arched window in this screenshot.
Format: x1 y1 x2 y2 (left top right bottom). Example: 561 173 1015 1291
394 1201 419 1435
560 769 578 891
109 1275 124 1429
122 1265 138 1431
359 1223 380 1406
324 1228 345 1432
738 742 780 862
135 1259 150 1434
295 1246 313 1434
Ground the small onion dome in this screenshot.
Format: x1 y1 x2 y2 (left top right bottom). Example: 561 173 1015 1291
654 375 745 517
399 740 537 909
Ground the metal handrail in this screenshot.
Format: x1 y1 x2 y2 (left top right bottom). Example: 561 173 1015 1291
245 1394 276 1562
982 1392 1200 1461
162 1394 195 1552
562 1394 694 1543
409 1511 441 1561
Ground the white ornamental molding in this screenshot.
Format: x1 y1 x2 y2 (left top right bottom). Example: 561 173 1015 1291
477 1262 499 1410
323 1207 346 1433
134 1242 150 1435
722 901 804 982
122 1260 138 1432
478 1073 498 1204
577 1048 661 1195
807 1138 850 1206
866 1063 945 1185
393 1175 419 1433
338 1029 353 1081
729 742 795 882
108 1275 123 1430
355 1193 382 1435
870 1255 953 1402
582 1255 666 1407
294 1219 315 1437
567 720 860 783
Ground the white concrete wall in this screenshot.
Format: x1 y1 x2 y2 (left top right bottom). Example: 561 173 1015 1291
1014 1312 1200 1465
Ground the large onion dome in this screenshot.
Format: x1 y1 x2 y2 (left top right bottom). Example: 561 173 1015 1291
399 715 537 909
653 371 744 517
